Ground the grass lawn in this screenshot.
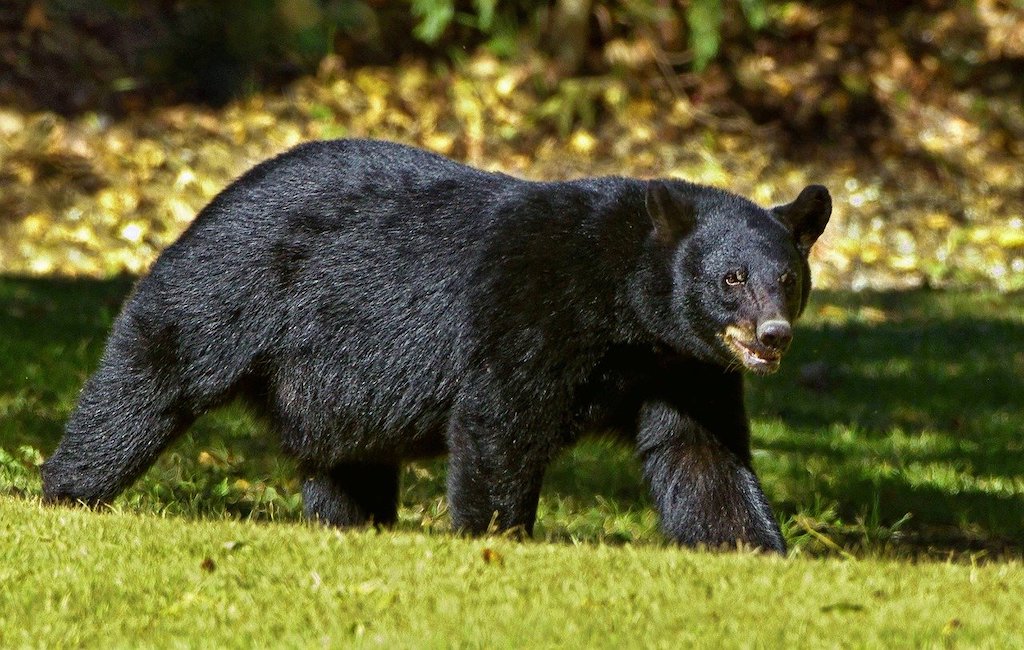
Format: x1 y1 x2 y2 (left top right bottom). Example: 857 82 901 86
2 275 1023 645
2 497 1022 647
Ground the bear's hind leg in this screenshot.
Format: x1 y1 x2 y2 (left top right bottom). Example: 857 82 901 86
42 356 194 506
302 462 400 527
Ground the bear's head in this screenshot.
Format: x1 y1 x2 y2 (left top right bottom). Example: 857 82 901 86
639 180 831 375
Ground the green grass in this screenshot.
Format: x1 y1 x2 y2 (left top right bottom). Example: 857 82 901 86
1 276 1024 644
2 497 1022 647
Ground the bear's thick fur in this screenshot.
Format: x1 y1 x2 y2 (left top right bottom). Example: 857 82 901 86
42 139 831 553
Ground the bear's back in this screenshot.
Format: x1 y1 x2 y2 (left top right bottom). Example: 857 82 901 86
126 141 530 458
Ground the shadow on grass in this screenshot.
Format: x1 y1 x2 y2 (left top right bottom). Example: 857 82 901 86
750 290 1024 556
2 276 1022 555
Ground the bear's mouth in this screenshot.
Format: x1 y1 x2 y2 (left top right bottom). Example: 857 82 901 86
723 326 782 375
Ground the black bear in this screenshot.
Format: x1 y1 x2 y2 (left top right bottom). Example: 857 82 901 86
42 139 830 553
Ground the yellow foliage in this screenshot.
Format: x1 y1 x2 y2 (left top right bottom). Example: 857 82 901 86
0 57 1021 292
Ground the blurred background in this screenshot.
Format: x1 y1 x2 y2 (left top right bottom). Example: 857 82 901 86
1 0 1022 289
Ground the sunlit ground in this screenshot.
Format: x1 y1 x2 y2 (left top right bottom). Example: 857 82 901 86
1 62 1022 291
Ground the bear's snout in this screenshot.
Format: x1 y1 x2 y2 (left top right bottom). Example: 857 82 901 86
756 319 793 353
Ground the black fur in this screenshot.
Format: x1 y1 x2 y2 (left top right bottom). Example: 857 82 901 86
41 139 831 553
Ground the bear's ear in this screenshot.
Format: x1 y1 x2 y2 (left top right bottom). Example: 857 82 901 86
772 184 832 256
645 180 696 243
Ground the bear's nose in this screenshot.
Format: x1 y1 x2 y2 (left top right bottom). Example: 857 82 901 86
757 319 792 351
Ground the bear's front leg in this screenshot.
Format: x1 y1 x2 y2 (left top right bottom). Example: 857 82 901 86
637 399 786 554
445 407 550 538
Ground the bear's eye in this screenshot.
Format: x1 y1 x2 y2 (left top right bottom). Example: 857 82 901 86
780 272 796 287
724 269 747 286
